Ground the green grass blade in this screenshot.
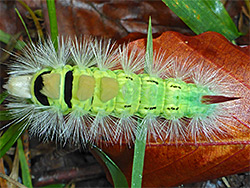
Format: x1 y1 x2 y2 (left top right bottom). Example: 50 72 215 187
144 16 153 73
0 30 26 50
17 138 33 188
92 145 128 188
0 123 26 158
162 0 242 41
15 8 32 43
131 18 153 187
131 120 147 188
46 0 58 49
17 0 44 40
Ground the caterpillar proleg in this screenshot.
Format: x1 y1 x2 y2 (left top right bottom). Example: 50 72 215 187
3 36 240 146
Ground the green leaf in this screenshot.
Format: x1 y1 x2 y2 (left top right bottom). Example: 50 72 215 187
0 30 26 50
40 184 65 188
0 123 26 158
46 0 58 50
162 0 242 41
0 111 12 121
92 145 129 188
0 32 25 62
0 91 8 105
17 138 33 188
0 91 11 121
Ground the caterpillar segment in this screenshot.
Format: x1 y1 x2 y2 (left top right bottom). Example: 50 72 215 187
3 38 236 146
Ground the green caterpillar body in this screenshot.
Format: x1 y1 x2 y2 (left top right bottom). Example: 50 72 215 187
32 65 215 120
4 38 236 145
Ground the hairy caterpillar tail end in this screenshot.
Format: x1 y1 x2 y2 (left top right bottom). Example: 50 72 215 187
3 36 241 147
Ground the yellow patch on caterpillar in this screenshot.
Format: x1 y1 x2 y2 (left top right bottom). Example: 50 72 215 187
41 73 61 99
77 75 96 101
100 77 119 102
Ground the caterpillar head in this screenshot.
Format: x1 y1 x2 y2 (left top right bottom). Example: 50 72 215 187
4 75 32 98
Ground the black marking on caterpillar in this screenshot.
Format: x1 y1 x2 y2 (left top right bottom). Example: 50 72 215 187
64 71 73 108
34 71 50 106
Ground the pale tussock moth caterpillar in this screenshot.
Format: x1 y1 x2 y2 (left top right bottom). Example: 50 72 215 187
2 36 240 147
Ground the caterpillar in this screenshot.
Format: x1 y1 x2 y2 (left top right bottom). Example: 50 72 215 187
3 37 239 147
